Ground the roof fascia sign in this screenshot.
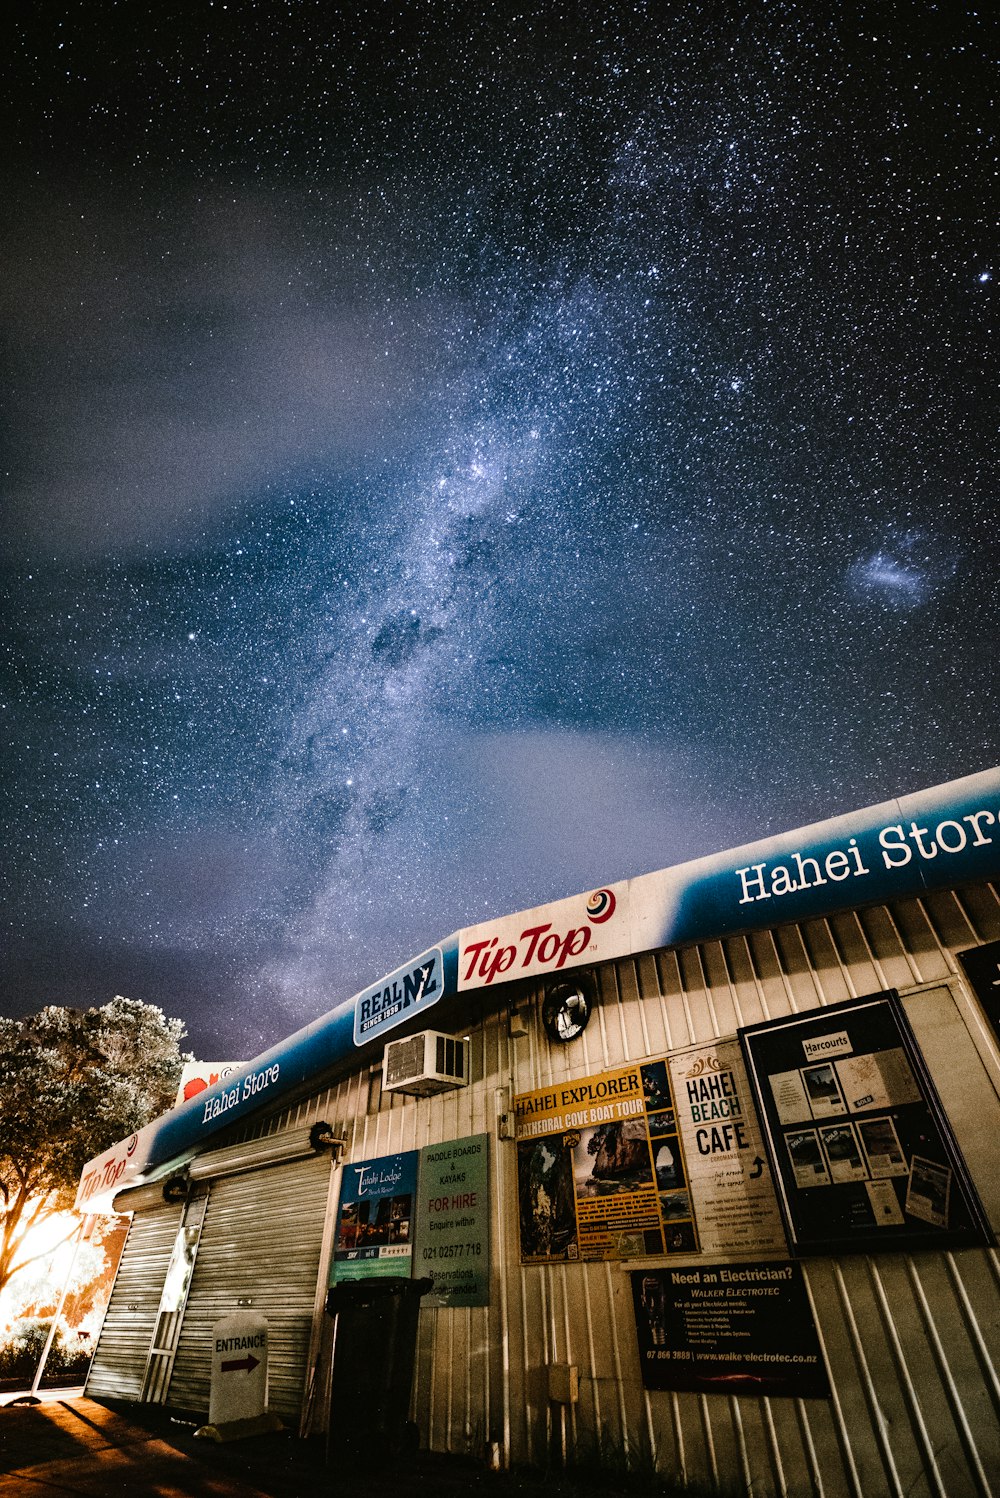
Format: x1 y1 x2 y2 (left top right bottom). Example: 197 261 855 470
77 768 1000 1211
631 767 1000 955
454 766 1000 989
456 883 629 990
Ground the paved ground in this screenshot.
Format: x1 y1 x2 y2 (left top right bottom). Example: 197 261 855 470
0 1392 684 1498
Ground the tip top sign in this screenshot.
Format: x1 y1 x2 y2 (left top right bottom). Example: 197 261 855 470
458 886 626 990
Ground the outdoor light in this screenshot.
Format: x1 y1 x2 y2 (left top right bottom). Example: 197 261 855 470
162 1175 189 1204
309 1122 348 1160
541 974 595 1043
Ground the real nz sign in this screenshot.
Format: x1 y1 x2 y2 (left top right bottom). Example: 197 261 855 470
353 947 443 1046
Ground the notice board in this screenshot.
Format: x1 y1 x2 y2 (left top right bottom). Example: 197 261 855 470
739 991 992 1255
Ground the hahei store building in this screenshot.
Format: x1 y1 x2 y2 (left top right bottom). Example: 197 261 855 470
79 767 1000 1496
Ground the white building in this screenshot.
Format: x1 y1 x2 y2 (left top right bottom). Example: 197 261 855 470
79 768 1000 1495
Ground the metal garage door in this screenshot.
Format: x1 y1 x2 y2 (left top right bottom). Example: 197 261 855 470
85 1202 183 1401
166 1153 332 1419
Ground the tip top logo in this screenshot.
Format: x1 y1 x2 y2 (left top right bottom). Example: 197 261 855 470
463 887 621 987
126 1133 139 1157
586 888 616 924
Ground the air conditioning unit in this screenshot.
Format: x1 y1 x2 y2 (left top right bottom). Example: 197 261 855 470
382 1030 470 1097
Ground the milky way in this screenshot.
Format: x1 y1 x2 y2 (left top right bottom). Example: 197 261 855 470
2 5 997 1053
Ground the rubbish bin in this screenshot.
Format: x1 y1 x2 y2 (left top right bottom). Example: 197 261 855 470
325 1276 433 1463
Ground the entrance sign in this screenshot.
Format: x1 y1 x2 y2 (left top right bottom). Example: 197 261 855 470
667 1039 787 1257
209 1312 268 1426
331 1151 419 1282
739 992 993 1255
630 1260 829 1398
415 1133 490 1306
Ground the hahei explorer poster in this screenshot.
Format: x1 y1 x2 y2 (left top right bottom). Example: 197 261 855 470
514 1061 699 1262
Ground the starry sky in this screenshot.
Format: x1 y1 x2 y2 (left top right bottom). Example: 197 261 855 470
2 3 997 1058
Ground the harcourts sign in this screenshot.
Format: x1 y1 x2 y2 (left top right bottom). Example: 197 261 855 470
353 947 443 1046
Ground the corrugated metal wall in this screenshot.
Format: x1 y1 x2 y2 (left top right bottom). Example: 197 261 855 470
86 1202 183 1401
265 884 1000 1497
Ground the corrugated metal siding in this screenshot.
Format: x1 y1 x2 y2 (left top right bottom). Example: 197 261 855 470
85 1202 182 1400
277 884 1000 1497
166 1153 331 1420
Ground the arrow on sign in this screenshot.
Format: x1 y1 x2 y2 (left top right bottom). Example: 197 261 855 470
221 1353 260 1375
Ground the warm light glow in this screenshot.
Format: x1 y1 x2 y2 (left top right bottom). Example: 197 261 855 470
0 1209 86 1332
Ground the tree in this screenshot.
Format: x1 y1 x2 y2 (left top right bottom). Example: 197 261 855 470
0 996 190 1300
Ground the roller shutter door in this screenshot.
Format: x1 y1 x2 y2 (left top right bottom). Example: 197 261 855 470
85 1202 183 1400
166 1153 332 1419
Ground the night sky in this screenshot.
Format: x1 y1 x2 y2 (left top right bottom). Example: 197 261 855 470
3 4 997 1058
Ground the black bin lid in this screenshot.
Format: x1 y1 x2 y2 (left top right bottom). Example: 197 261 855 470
326 1275 433 1314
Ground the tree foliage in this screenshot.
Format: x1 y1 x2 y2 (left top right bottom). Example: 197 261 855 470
0 996 189 1298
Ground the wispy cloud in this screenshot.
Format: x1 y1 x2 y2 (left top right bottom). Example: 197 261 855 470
1 177 423 555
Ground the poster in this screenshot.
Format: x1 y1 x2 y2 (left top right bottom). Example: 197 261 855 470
630 1260 829 1398
330 1150 419 1282
739 991 992 1255
667 1039 787 1257
414 1133 490 1306
514 1062 699 1262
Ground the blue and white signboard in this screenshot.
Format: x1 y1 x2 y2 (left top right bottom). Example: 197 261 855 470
331 1151 420 1282
353 947 443 1046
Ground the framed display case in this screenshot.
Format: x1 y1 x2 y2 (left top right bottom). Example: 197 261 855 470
738 991 993 1256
